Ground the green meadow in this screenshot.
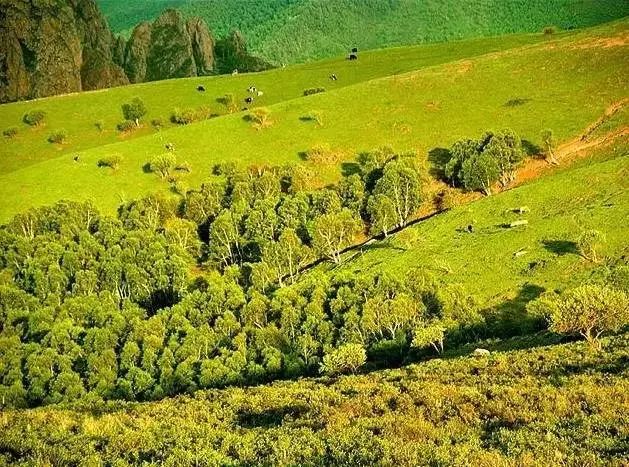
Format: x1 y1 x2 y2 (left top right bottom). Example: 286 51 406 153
0 20 627 222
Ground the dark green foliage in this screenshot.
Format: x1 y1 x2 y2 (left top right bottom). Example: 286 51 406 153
100 0 629 64
214 30 273 74
3 127 18 138
47 130 67 144
22 110 45 126
97 155 123 169
2 333 627 465
170 106 211 125
303 87 325 96
444 129 525 195
121 97 147 126
116 120 135 132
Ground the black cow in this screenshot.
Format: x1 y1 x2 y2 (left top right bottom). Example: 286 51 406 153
351 47 358 53
73 155 80 162
245 96 254 104
197 85 205 92
348 53 358 60
329 73 338 81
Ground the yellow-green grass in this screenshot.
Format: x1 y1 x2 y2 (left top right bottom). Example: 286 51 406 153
0 20 627 223
328 143 628 309
0 32 557 173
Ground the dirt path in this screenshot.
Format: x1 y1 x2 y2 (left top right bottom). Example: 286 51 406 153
514 99 628 185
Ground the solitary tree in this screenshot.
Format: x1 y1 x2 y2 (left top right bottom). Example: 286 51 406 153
249 107 271 130
541 129 558 164
541 285 628 350
122 98 147 126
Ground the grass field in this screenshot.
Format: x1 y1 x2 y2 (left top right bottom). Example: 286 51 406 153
0 20 626 222
0 32 555 172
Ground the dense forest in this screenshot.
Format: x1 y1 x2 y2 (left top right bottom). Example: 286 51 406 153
98 0 629 63
1 128 627 408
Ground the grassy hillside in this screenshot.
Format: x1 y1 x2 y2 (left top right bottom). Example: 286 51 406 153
2 332 627 465
0 32 550 174
331 143 629 308
98 0 629 64
0 20 626 222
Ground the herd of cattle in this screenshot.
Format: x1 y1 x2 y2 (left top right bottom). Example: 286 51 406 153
194 47 359 106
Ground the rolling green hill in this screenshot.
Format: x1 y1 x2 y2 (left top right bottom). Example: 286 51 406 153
0 20 626 222
98 0 629 63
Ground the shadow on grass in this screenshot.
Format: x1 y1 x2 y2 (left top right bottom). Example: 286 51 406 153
427 147 451 179
543 239 579 256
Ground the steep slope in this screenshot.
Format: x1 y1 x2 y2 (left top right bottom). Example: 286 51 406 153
0 0 128 103
2 332 627 465
0 20 626 222
98 0 629 63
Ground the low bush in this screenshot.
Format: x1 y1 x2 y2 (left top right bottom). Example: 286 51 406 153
171 106 211 125
150 153 177 178
151 118 164 130
23 110 46 126
304 144 344 165
303 87 326 96
3 127 18 138
47 130 67 144
543 25 558 35
116 120 135 132
249 107 272 130
95 120 105 132
97 154 123 170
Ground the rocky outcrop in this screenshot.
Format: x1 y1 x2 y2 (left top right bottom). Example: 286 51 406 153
0 0 128 103
124 10 214 83
187 18 215 76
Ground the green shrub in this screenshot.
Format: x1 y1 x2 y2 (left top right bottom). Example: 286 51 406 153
304 144 343 164
303 87 326 96
121 97 147 126
577 229 605 262
151 118 164 130
3 127 18 138
530 285 629 349
47 130 67 144
116 120 135 132
320 343 366 375
171 106 211 125
23 110 46 126
97 155 123 170
150 153 177 178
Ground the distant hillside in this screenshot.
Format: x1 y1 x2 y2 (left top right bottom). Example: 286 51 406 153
98 0 629 63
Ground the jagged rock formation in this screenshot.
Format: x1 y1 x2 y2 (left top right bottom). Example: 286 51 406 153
124 10 214 83
0 0 128 103
0 3 269 103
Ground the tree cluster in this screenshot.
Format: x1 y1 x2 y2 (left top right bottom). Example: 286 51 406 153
444 129 525 195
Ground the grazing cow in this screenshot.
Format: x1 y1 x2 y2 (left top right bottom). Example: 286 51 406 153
257 90 264 97
247 86 257 93
165 143 175 151
245 97 254 104
73 155 80 162
329 73 337 81
351 47 358 53
348 53 358 60
197 85 205 92
467 224 474 233
232 69 239 76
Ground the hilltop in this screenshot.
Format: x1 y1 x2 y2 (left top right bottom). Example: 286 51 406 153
99 0 629 63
